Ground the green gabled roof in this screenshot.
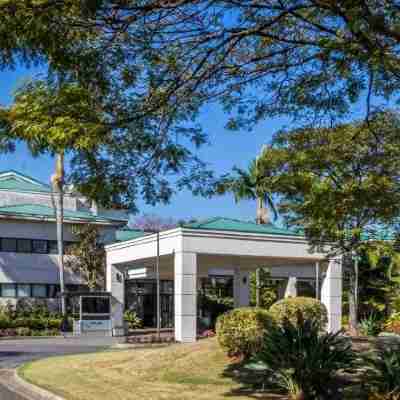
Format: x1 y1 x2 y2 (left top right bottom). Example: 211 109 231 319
0 170 51 193
183 217 303 237
0 204 125 224
115 228 148 242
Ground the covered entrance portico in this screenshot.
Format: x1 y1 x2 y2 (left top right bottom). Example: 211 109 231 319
105 218 342 342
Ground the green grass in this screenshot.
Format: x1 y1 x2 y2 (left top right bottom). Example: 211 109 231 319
19 338 282 400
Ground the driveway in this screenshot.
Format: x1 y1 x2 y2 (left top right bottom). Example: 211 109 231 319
0 336 122 399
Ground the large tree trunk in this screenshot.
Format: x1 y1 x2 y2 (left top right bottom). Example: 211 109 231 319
52 152 66 316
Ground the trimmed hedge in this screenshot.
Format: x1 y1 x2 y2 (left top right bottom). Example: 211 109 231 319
269 297 328 330
216 307 274 359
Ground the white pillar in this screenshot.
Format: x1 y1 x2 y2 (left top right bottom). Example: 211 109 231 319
174 251 197 343
284 277 298 298
321 258 342 333
106 261 125 334
233 268 250 308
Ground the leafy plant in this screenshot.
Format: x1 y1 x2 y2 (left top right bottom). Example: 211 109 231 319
364 346 400 398
269 297 328 331
258 314 354 400
384 313 400 335
216 307 274 359
124 310 143 330
359 313 382 337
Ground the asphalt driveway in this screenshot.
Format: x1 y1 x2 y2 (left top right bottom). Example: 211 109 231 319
0 336 121 399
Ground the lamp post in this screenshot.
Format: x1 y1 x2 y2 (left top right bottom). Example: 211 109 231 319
156 230 160 341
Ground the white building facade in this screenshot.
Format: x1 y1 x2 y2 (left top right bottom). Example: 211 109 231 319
106 218 342 342
0 170 129 309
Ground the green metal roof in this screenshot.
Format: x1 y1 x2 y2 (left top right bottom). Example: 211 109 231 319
183 217 303 237
0 204 125 224
115 228 148 242
0 170 51 193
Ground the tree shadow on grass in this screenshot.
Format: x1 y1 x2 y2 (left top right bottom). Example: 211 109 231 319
221 360 288 399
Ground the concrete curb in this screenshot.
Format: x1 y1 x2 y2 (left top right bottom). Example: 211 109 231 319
0 336 64 341
14 369 65 400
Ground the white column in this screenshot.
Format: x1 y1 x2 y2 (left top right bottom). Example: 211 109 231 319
106 261 125 334
321 258 342 333
174 251 197 343
233 268 250 308
284 277 298 298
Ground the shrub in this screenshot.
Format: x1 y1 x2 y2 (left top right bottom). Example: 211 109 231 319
216 307 274 359
269 297 328 330
384 313 400 335
16 327 31 336
258 314 354 400
124 310 143 329
359 313 382 337
364 346 400 398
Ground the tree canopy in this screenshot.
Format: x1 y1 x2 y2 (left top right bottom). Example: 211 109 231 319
252 111 400 256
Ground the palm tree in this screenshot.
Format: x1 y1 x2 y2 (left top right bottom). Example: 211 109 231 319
51 152 66 316
219 147 278 306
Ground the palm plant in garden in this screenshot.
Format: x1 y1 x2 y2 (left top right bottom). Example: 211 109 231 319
258 314 355 400
364 346 400 399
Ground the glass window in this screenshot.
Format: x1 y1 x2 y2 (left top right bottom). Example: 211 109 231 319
17 239 32 253
1 238 17 252
32 240 47 254
48 284 60 298
48 241 58 254
17 284 31 297
32 284 47 298
2 283 16 297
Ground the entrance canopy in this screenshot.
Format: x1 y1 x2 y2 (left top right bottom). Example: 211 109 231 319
105 218 342 342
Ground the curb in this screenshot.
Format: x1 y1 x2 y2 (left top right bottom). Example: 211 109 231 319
0 336 64 341
14 369 65 400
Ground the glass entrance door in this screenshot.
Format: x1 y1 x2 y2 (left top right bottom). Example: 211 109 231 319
125 279 174 328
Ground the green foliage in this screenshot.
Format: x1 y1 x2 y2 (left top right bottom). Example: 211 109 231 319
364 346 400 397
269 297 328 331
216 307 274 359
359 313 382 337
66 225 106 291
249 269 279 309
258 315 355 400
384 313 400 335
124 310 143 330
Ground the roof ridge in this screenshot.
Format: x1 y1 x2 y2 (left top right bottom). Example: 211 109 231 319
0 170 50 188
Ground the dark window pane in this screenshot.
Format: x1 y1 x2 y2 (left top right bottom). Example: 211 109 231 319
48 241 58 254
17 239 32 253
32 284 47 298
32 240 47 254
48 285 60 298
2 238 16 252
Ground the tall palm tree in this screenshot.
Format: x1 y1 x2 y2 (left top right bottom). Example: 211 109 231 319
219 148 278 306
51 152 66 316
227 158 278 223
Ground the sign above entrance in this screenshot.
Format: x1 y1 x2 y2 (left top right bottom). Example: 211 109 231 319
127 267 155 279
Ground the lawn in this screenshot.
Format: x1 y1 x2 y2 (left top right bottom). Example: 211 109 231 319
19 338 280 400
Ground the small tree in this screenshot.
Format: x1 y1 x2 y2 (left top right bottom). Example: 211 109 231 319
66 225 106 291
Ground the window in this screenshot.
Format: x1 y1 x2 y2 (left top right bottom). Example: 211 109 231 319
32 240 47 254
1 283 16 297
48 284 60 298
17 284 31 297
32 284 47 298
1 238 16 252
17 239 32 253
48 241 58 254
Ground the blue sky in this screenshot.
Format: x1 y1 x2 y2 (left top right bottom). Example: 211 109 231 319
0 66 372 222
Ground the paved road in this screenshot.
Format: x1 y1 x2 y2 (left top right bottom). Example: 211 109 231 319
0 336 121 399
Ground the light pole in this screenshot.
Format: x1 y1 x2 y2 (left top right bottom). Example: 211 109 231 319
156 230 160 341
